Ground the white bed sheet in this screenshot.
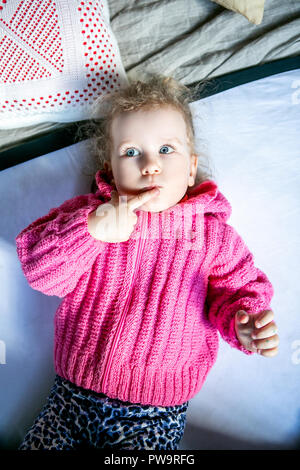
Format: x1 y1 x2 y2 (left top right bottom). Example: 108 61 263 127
0 69 299 450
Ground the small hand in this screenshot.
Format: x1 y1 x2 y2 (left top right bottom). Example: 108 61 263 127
234 309 279 357
88 187 160 242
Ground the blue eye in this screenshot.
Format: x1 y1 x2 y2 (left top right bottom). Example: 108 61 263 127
124 148 139 157
160 145 174 154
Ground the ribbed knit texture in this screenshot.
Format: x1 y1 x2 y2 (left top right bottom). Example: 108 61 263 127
15 170 274 406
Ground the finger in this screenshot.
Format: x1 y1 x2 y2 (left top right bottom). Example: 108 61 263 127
252 334 279 350
251 321 278 339
128 187 160 212
258 347 279 358
254 309 274 328
96 201 114 216
236 310 249 324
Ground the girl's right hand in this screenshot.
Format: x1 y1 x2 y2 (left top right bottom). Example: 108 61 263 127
87 187 160 242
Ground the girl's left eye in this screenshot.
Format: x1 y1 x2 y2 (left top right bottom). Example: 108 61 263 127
160 145 174 154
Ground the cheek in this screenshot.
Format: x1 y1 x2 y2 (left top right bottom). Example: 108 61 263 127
112 161 129 183
113 163 138 196
167 158 190 179
115 159 136 175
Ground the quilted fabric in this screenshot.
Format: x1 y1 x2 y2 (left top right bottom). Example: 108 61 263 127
0 0 128 128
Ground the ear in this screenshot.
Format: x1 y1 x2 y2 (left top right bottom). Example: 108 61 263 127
103 160 112 172
103 160 115 186
188 154 198 187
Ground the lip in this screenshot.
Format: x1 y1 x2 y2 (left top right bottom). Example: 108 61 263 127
140 185 162 192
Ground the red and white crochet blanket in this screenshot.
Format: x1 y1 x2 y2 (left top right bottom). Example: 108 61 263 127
0 0 128 128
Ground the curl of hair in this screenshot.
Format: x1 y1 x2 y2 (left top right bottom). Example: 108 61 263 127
75 73 214 191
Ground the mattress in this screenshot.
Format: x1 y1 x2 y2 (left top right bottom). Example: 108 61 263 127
0 67 299 449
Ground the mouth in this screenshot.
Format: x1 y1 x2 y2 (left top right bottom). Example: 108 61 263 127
140 185 163 192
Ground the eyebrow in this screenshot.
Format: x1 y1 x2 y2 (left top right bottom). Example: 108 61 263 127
162 137 183 145
118 137 183 149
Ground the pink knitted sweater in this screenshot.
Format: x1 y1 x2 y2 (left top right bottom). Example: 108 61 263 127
15 170 274 406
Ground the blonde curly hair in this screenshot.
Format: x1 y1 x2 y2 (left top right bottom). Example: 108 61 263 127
76 73 213 191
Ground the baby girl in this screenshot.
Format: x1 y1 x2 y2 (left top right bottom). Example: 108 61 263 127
16 75 279 451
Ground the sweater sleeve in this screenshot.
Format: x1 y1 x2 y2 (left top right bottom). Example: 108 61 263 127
15 192 107 298
205 221 274 355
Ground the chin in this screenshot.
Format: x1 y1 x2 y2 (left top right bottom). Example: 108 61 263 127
140 199 173 213
141 208 162 213
140 206 162 213
138 200 161 212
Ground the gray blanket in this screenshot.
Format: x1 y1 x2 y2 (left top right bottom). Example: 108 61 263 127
110 0 300 84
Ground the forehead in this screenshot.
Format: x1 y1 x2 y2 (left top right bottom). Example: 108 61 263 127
110 106 188 142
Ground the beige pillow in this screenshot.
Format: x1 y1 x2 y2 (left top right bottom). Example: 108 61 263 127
210 0 265 25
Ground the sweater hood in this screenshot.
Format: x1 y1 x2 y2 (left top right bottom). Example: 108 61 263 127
94 169 232 223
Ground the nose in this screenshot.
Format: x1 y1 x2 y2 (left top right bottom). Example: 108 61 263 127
141 153 161 175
